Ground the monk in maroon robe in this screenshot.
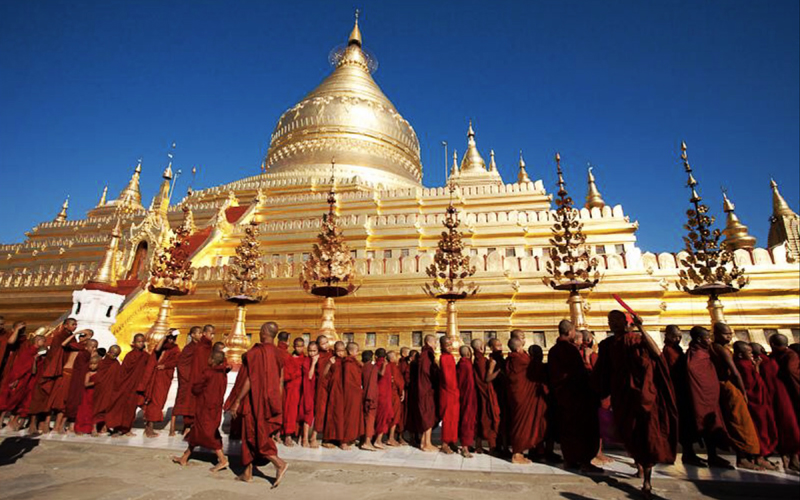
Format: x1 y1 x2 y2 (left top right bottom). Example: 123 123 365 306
360 349 378 450
593 311 677 497
755 340 800 471
548 320 600 471
310 335 332 448
396 347 411 443
487 337 509 454
173 350 229 472
64 336 98 430
733 341 778 470
417 335 439 452
0 317 9 377
457 345 477 458
769 333 800 424
0 321 26 390
74 354 99 435
439 337 460 454
405 350 420 440
28 318 78 434
105 334 152 435
282 337 305 446
143 332 181 437
300 341 318 447
181 324 214 434
322 341 346 447
374 348 394 449
229 321 288 487
92 345 121 430
504 337 547 464
388 350 404 446
339 343 364 449
470 339 500 453
0 334 45 430
172 326 202 435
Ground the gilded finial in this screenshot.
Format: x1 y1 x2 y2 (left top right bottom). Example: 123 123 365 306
348 9 362 47
518 150 531 183
114 159 144 210
450 150 459 177
90 218 122 286
770 178 795 218
54 196 69 223
721 189 756 250
460 121 486 172
489 149 498 172
468 120 475 138
97 186 108 207
585 165 606 210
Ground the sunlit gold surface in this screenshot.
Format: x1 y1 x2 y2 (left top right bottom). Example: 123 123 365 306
722 192 756 250
585 167 606 210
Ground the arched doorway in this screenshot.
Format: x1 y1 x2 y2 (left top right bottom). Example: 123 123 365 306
126 241 149 280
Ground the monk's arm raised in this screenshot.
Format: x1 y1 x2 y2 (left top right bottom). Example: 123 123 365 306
486 359 500 382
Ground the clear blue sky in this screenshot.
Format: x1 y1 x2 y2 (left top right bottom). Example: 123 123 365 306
1 0 797 252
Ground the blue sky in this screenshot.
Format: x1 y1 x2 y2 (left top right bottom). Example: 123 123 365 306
1 0 797 252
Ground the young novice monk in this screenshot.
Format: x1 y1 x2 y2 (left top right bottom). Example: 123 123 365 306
733 341 778 470
173 350 229 472
374 348 394 449
457 345 477 458
301 341 319 447
360 349 379 451
438 337 460 454
74 355 100 435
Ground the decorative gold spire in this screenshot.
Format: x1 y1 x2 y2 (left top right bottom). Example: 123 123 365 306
90 219 121 286
450 150 459 177
54 196 69 222
771 179 796 218
488 150 498 173
518 150 531 183
460 120 486 172
585 166 606 209
721 190 756 250
152 145 176 216
348 9 362 47
97 186 108 207
768 178 800 255
114 159 143 209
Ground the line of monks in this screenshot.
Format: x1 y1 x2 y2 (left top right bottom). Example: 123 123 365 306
1 312 799 496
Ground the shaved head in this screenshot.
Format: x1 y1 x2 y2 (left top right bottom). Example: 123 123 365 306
259 321 279 343
508 337 522 352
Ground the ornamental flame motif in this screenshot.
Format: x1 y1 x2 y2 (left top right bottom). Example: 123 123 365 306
148 206 196 296
543 153 601 291
676 142 748 293
422 199 478 300
220 219 268 303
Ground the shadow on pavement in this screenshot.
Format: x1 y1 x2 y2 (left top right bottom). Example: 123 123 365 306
0 437 39 466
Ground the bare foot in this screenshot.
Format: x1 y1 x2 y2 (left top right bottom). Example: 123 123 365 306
398 437 409 446
145 430 159 438
210 459 229 472
461 447 473 458
641 484 653 500
374 441 386 450
421 445 438 453
756 457 778 471
124 431 135 437
284 436 294 447
171 456 188 466
386 439 400 447
168 431 176 437
340 443 352 450
321 442 336 449
736 458 764 471
511 453 532 464
271 463 288 489
235 473 252 483
360 442 377 451
441 444 454 455
301 440 310 448
310 440 321 449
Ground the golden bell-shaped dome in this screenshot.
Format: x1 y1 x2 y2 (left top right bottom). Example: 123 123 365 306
266 18 422 188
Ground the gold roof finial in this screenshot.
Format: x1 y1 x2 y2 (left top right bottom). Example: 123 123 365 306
348 9 362 47
460 120 486 172
97 186 108 207
114 159 144 209
518 150 531 183
489 149 498 173
585 165 606 209
450 149 459 177
771 178 796 218
722 189 756 250
90 218 122 286
54 196 69 222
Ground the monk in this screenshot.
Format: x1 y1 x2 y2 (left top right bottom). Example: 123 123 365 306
106 333 152 436
504 337 547 464
396 346 411 444
487 337 508 455
457 345 477 458
359 349 378 450
50 328 94 434
173 350 229 472
0 316 8 376
92 345 121 432
64 335 98 432
228 321 288 487
28 317 78 434
662 325 705 467
283 337 305 446
417 335 439 452
183 324 214 434
173 326 202 435
387 350 405 446
593 311 677 497
438 336 460 454
310 335 332 448
300 341 318 447
769 334 800 422
374 348 394 449
470 339 500 454
755 340 800 471
143 331 181 438
74 354 100 435
733 341 778 470
0 321 28 425
548 320 601 472
710 322 762 470
0 333 46 431
405 349 421 444
338 342 364 450
322 341 347 448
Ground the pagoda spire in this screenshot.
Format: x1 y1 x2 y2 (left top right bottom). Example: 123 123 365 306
54 196 69 222
348 9 362 47
518 150 531 183
115 159 143 209
90 219 122 286
585 166 606 209
97 186 108 207
489 150 498 173
459 120 486 172
151 144 176 216
449 150 459 177
768 178 800 255
771 178 796 218
721 190 756 250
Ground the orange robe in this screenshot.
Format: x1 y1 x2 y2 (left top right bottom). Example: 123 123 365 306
472 354 500 447
186 364 227 450
241 343 284 464
282 353 304 436
439 352 460 445
735 357 777 456
505 351 547 454
143 343 181 422
457 357 476 447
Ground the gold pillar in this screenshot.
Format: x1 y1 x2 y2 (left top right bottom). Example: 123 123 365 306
146 295 171 350
224 303 250 367
446 299 460 349
567 290 587 330
319 297 339 341
707 294 726 325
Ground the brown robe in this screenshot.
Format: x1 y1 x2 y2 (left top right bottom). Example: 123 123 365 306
185 364 227 450
143 343 180 422
64 341 91 420
504 350 547 454
710 344 760 455
685 341 728 444
313 350 333 434
416 345 438 432
92 356 121 424
473 354 500 447
241 343 284 464
104 348 151 432
28 325 72 414
736 357 777 456
759 354 800 455
172 339 198 419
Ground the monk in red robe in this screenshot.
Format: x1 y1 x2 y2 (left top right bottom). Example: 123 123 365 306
396 346 411 444
711 323 762 470
374 348 394 449
388 350 404 446
310 335 332 448
0 316 9 376
405 349 420 443
547 320 601 472
105 333 152 436
300 341 318 447
64 336 98 432
28 317 78 434
229 321 288 487
143 331 181 437
733 341 778 470
173 350 229 472
50 327 95 434
487 337 508 455
769 333 800 424
755 340 800 471
470 339 500 454
322 341 346 448
0 333 45 430
593 311 677 497
438 337 460 454
74 354 100 435
92 345 121 431
172 326 202 435
504 337 547 464
282 337 305 446
457 345 477 458
417 335 439 452
360 349 379 450
0 321 27 424
182 324 214 435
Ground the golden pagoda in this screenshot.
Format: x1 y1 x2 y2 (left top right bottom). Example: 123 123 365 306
0 17 798 356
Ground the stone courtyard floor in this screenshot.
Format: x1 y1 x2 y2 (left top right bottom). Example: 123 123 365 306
0 428 798 500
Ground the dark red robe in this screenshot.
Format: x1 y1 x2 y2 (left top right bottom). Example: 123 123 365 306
74 372 95 434
0 341 39 414
173 339 198 419
772 348 800 420
457 357 477 447
283 353 304 436
472 354 500 447
241 343 284 464
223 353 251 441
65 341 91 420
547 338 599 465
28 325 72 414
342 356 364 443
323 358 344 441
759 354 800 455
505 350 547 454
490 349 509 446
735 357 778 456
390 361 404 428
397 357 410 432
300 355 316 425
92 357 121 424
104 348 151 432
416 345 439 432
362 361 378 438
186 364 227 450
662 343 700 450
685 341 727 443
143 343 180 422
313 350 333 434
375 358 394 435
439 352 460 445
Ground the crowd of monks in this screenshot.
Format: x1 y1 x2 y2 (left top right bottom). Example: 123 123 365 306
1 312 799 496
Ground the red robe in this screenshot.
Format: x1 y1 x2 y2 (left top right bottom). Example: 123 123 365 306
0 342 39 414
282 353 304 436
759 354 800 455
390 361 404 428
342 356 364 443
735 357 778 456
0 331 25 390
662 343 699 449
143 343 181 422
362 361 378 438
490 349 509 445
313 350 333 434
104 348 151 432
323 358 345 441
505 350 547 454
28 325 72 414
439 352 460 445
241 343 284 465
74 372 95 434
92 357 121 424
173 340 198 418
186 364 227 450
594 333 678 467
685 341 727 442
375 358 394 435
772 349 800 420
472 354 500 447
547 338 599 465
65 341 91 420
457 357 477 447
300 356 316 425
416 345 439 432
223 354 251 441
0 328 9 376
182 336 213 424
397 357 410 432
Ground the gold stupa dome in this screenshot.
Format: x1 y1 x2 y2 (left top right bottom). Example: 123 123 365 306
265 15 422 188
